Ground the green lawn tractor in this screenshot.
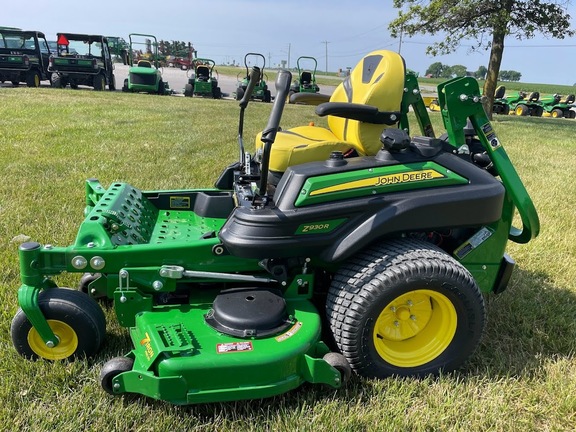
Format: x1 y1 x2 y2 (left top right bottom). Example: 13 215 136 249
183 58 222 98
540 93 576 119
235 52 271 102
289 56 320 101
0 29 52 87
48 33 115 90
492 85 512 115
121 33 171 95
510 91 543 117
10 49 539 405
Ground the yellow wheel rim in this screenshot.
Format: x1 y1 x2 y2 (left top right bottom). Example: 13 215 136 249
373 289 457 367
28 320 78 360
515 106 523 116
552 111 559 118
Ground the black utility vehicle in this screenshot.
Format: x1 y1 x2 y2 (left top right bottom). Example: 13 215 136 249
49 33 115 90
0 29 51 87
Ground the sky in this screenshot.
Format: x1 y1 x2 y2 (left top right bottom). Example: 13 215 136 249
3 0 576 85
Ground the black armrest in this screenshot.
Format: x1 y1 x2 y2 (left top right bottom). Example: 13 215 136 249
289 92 331 105
315 102 401 125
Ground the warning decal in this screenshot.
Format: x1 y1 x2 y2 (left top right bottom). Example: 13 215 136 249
216 341 253 354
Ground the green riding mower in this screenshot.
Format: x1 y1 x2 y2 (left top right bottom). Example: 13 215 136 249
511 91 543 117
288 56 320 101
492 85 511 115
540 93 576 119
235 53 271 102
184 58 222 98
10 49 539 405
121 33 171 95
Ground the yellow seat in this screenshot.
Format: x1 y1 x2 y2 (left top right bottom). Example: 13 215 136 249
256 50 405 175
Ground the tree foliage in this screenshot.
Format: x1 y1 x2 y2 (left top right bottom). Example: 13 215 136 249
499 70 522 81
389 0 574 116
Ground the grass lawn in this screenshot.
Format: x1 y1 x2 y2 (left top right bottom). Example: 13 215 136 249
0 87 575 431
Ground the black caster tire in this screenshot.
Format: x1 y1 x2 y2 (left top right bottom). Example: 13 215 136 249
11 289 106 360
100 356 134 394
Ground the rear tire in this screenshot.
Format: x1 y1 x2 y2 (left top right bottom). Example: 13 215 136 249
26 70 41 87
50 73 63 88
530 106 543 117
184 83 193 97
10 289 106 360
93 73 106 91
515 104 529 116
326 239 486 378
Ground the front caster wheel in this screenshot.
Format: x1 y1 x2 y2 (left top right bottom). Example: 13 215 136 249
11 289 106 360
100 356 134 394
324 352 352 384
326 239 486 378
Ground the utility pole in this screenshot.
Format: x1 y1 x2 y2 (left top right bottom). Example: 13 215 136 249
322 40 330 72
288 43 291 69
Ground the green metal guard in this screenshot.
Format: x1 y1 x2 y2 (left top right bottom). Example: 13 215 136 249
438 77 540 243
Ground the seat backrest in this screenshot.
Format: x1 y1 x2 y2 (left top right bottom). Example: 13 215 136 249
137 60 152 68
300 71 312 84
327 50 405 155
197 65 209 80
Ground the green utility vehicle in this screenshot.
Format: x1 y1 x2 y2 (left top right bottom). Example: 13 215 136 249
49 33 115 90
10 50 539 405
0 29 51 87
289 56 320 100
235 53 271 102
121 33 171 95
540 93 576 118
184 58 221 98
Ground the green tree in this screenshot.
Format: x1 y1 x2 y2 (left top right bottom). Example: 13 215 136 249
389 0 574 117
499 70 522 81
425 61 447 77
475 65 488 80
450 64 468 77
508 70 522 82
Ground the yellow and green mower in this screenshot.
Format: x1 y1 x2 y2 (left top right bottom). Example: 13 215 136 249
10 50 539 405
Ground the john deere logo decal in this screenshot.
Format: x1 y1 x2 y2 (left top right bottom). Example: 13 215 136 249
374 169 445 186
310 169 445 196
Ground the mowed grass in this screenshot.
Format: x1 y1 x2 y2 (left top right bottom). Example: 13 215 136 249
0 87 575 431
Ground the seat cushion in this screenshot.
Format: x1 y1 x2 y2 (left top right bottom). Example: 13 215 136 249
256 125 363 173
